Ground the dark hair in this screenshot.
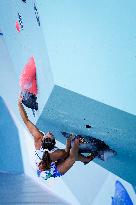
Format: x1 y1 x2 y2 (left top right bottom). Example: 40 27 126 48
41 137 56 151
41 151 51 170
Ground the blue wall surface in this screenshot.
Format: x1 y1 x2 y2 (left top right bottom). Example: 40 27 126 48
37 85 136 187
0 97 23 173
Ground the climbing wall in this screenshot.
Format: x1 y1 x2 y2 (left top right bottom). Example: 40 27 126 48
0 0 136 204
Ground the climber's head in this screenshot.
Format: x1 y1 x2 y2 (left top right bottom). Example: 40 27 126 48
41 132 56 151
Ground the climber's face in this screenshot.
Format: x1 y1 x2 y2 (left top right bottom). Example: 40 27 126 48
41 132 56 150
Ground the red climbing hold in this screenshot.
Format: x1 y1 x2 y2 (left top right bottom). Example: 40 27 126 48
19 56 38 95
16 21 20 32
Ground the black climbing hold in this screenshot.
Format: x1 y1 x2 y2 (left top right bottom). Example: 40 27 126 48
61 131 67 137
34 3 40 26
22 91 38 116
86 124 92 128
61 131 117 161
18 13 24 30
